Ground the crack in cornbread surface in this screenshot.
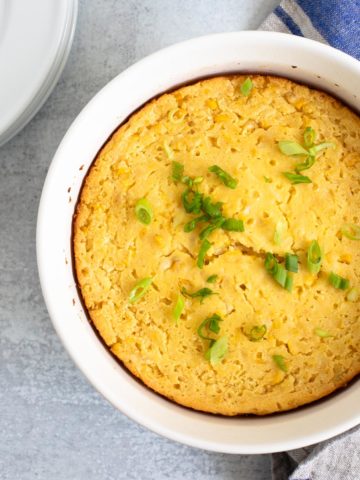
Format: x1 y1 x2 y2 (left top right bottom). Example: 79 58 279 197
74 75 360 415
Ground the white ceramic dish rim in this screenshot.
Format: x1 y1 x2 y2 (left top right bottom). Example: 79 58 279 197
37 31 360 454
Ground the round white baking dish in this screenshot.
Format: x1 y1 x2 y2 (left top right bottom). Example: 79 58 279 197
37 31 360 454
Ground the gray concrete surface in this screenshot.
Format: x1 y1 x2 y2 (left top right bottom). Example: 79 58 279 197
0 1 279 478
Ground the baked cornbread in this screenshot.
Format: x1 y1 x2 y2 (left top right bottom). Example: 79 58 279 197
74 75 360 415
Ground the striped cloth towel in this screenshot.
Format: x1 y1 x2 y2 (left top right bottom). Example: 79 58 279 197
261 0 360 60
259 1 360 479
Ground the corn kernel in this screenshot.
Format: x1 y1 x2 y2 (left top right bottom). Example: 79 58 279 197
214 113 229 122
155 235 164 246
206 98 218 110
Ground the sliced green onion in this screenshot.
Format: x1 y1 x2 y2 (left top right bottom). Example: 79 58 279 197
129 277 153 303
197 239 212 269
274 220 285 245
265 253 278 276
307 240 322 274
282 172 312 184
264 176 272 183
295 155 315 173
182 188 202 214
208 165 238 189
265 253 292 292
308 142 334 155
314 327 332 338
347 287 359 302
205 336 228 365
278 141 309 156
285 274 293 292
197 314 223 340
206 274 218 283
285 253 298 273
173 296 185 323
222 218 245 232
199 217 225 240
247 324 267 342
341 223 360 241
303 127 316 148
171 161 184 183
181 286 216 303
201 196 223 218
181 176 193 187
328 272 349 290
240 77 253 96
184 215 208 233
274 264 287 287
272 354 287 372
135 198 153 225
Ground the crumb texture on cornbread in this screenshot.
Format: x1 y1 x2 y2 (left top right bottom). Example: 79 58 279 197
74 75 360 415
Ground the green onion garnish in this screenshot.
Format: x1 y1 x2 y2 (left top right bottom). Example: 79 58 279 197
265 252 278 276
278 141 309 156
201 196 223 218
278 130 334 184
135 198 153 225
240 77 253 97
347 287 359 302
264 176 272 183
285 253 298 273
307 240 322 274
181 286 216 303
279 130 334 183
274 264 287 287
308 142 334 156
247 325 267 342
274 220 285 245
199 217 225 240
328 272 349 290
205 336 228 365
285 274 293 292
222 218 245 232
173 296 185 323
208 165 238 189
282 172 312 184
303 127 316 148
129 277 153 303
197 239 212 269
206 274 218 283
182 188 202 214
181 176 193 187
295 155 315 173
341 223 360 241
314 327 332 338
272 354 287 372
265 253 293 291
171 161 184 183
184 215 209 233
197 314 222 340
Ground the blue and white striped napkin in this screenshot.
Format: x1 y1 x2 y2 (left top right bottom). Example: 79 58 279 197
259 1 360 479
261 0 360 60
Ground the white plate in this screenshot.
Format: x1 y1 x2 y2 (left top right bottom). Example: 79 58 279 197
37 32 360 454
0 0 77 146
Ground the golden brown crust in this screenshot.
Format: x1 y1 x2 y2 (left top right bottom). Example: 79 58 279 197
74 74 360 415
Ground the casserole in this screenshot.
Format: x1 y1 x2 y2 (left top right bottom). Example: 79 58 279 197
37 31 360 453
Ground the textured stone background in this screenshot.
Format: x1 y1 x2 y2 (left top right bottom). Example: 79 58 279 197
0 1 279 478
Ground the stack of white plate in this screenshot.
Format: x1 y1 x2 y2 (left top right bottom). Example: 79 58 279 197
0 0 78 147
